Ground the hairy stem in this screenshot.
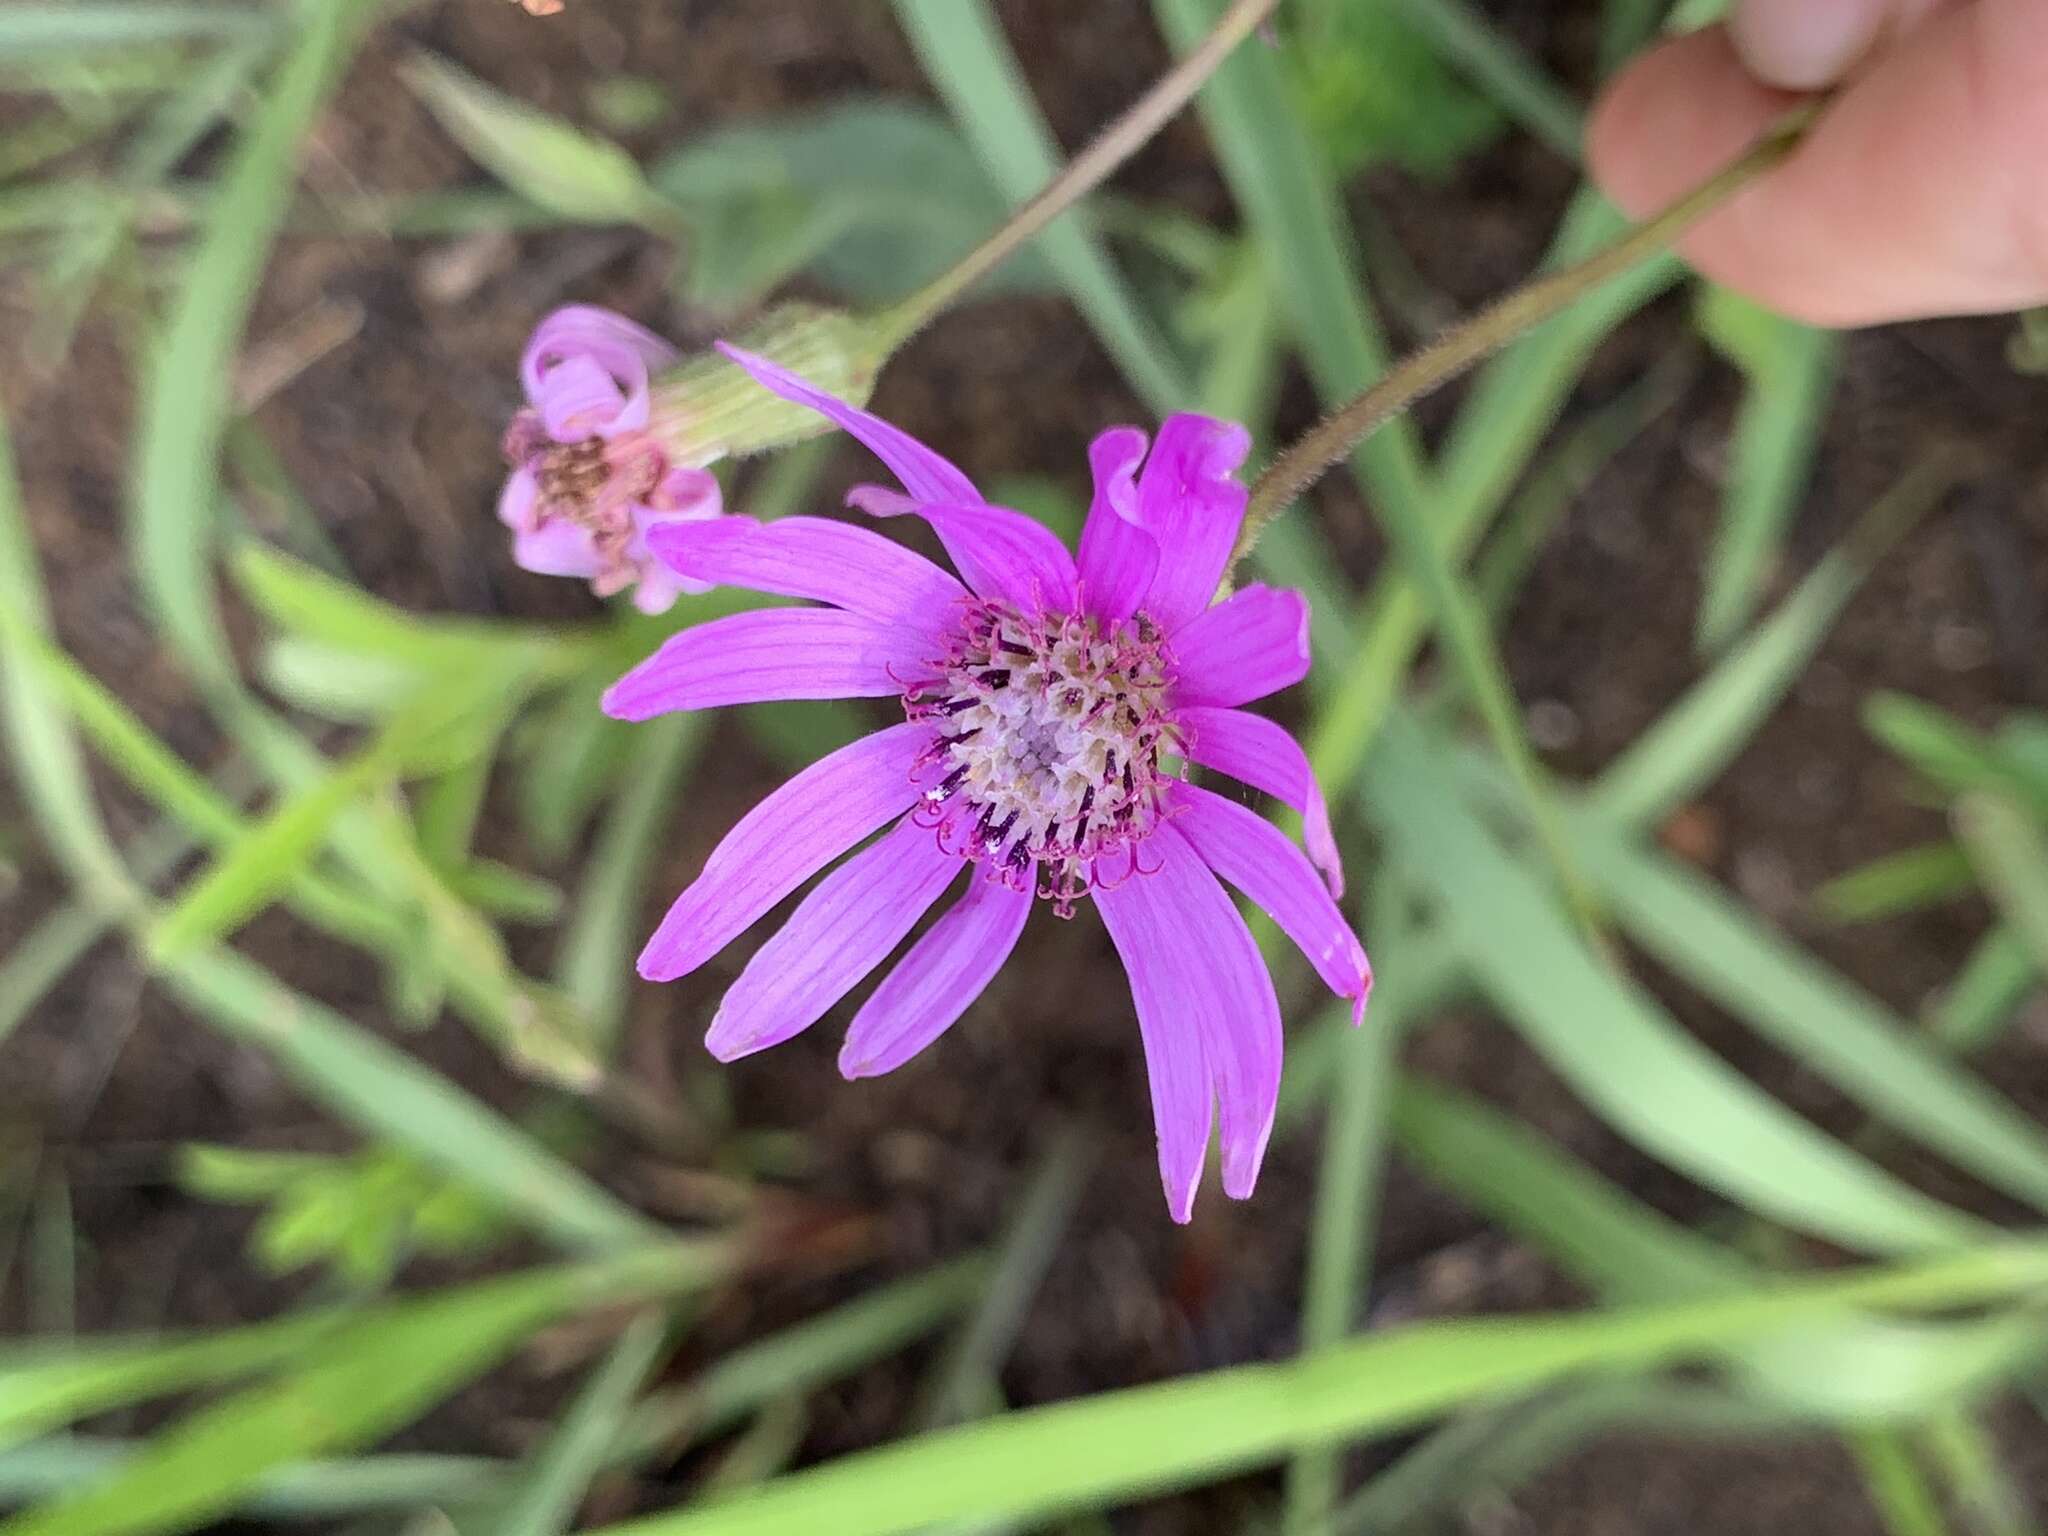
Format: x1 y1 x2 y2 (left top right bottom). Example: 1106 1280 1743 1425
873 0 1281 350
1229 103 1821 575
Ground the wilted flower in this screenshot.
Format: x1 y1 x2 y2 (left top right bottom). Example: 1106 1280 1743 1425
605 345 1370 1221
499 306 723 614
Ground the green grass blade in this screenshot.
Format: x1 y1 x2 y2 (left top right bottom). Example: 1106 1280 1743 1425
1590 451 1962 829
1391 0 1583 162
496 1312 673 1536
554 715 705 1053
891 0 1192 413
1153 0 1431 518
0 1253 725 1536
0 409 130 907
1956 792 2048 976
129 0 372 702
0 5 271 56
1850 1428 1953 1536
154 946 664 1252
1366 713 1978 1253
1568 814 2048 1217
621 1257 991 1462
0 1439 498 1520
1281 917 1403 1536
583 1246 2048 1536
1694 287 1838 651
1931 926 2037 1054
1919 1410 2034 1536
1816 842 1977 923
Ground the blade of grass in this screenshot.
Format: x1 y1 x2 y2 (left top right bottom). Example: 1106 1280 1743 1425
0 1439 499 1520
129 0 373 706
891 0 1192 413
1955 792 2048 975
495 1312 675 1536
915 1130 1089 1433
1931 926 2037 1054
1280 932 1403 1535
0 409 130 908
1850 1428 1954 1536
1390 0 1583 162
0 1251 729 1536
1590 449 1963 829
0 5 273 56
620 1256 992 1460
555 714 705 1055
1694 289 1838 650
1816 842 1977 923
1563 810 2048 1218
1919 1410 2034 1536
581 1245 2048 1536
1367 712 1979 1253
154 946 665 1252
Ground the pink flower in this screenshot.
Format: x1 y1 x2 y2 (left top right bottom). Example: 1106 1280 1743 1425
499 306 723 614
604 345 1370 1222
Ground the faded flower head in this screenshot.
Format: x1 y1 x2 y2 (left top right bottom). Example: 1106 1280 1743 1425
499 306 722 614
604 346 1370 1221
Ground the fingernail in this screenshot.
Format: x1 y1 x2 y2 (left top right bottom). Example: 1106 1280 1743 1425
1730 0 1888 89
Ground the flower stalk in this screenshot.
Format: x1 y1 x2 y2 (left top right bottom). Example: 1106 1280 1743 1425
1227 102 1823 578
871 0 1283 353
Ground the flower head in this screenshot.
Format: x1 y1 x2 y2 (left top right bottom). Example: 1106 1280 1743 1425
604 346 1370 1221
499 306 722 614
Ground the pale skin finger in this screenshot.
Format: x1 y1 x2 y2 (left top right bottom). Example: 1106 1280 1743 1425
1587 0 2048 326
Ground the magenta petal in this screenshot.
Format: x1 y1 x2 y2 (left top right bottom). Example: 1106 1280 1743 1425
1097 826 1286 1216
1169 584 1311 708
646 516 967 636
1169 784 1371 1025
839 869 1033 1079
1076 426 1156 624
1130 415 1252 632
513 520 602 579
535 355 632 441
705 816 962 1063
522 305 674 416
601 608 935 720
718 343 979 506
862 499 1079 614
1178 704 1344 897
636 723 935 982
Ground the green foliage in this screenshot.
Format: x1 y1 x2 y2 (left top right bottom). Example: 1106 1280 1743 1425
1291 0 1504 177
177 1144 511 1288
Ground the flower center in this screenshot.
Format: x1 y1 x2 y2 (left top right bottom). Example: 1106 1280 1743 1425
503 410 667 552
906 600 1180 913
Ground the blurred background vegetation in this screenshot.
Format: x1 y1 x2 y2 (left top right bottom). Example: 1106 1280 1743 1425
3 1 2048 1533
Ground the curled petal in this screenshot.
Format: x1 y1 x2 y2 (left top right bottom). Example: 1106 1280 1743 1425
1169 584 1311 709
1076 425 1156 625
718 342 979 506
840 869 1033 1079
1177 704 1344 897
646 515 966 636
534 355 632 441
1130 415 1251 632
636 723 935 982
521 304 675 426
602 608 936 720
705 817 962 1063
1169 783 1371 1024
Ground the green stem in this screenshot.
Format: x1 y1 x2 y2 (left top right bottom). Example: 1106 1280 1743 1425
1228 103 1819 576
872 0 1280 351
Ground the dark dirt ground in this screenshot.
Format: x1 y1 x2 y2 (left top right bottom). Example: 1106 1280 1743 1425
5 2 2048 1532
